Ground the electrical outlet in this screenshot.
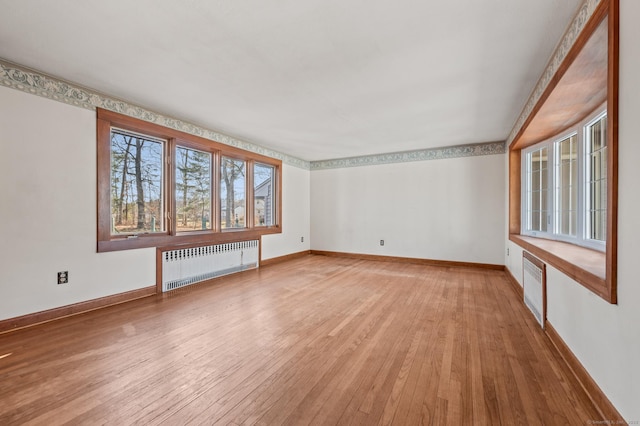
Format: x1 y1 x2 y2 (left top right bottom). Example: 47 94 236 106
507 248 510 256
380 240 384 246
57 271 68 285
301 236 304 243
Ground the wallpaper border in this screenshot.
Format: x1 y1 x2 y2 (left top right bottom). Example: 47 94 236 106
506 0 603 146
0 60 311 170
2 59 505 171
310 141 505 170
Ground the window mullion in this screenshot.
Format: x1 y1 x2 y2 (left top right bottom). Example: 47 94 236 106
551 143 557 235
212 150 220 233
167 138 176 236
577 127 586 244
246 160 255 230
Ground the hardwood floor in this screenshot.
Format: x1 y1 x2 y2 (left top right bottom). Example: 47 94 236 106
0 255 601 425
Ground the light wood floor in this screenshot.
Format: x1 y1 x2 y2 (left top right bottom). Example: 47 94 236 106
0 255 600 425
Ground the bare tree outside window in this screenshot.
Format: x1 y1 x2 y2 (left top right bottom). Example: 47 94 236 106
176 146 211 232
110 130 164 234
220 157 246 229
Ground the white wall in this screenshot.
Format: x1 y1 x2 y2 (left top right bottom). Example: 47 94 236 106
0 86 156 320
261 163 311 260
505 1 640 419
0 86 311 321
311 154 505 265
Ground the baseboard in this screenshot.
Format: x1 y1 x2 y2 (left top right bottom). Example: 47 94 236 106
544 322 624 422
260 250 312 267
0 286 157 334
504 266 523 299
310 250 505 271
504 266 622 421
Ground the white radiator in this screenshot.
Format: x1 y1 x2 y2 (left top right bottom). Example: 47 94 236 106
161 240 259 292
523 252 546 328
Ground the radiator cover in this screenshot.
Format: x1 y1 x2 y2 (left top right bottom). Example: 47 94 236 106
161 240 259 292
523 251 546 328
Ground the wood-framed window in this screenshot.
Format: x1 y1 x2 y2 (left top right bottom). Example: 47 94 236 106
508 0 618 303
97 108 282 252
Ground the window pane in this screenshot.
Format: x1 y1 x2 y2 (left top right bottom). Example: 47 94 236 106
586 115 607 241
176 146 211 232
527 147 548 232
254 163 275 227
220 157 246 229
555 135 577 236
110 130 164 234
540 182 548 232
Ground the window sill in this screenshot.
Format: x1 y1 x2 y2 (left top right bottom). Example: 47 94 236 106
98 227 281 253
509 234 610 302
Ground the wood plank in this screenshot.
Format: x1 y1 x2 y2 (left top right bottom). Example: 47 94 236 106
0 256 614 424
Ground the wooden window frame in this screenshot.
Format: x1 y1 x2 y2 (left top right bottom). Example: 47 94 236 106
97 108 282 252
508 0 618 303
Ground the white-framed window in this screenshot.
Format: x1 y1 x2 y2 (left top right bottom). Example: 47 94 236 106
522 104 607 251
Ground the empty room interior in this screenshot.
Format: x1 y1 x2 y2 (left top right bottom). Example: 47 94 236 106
1 0 638 424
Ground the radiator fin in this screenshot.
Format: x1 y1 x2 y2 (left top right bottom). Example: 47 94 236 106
162 240 259 292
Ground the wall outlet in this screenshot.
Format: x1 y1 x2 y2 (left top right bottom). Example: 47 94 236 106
507 248 510 256
57 271 68 284
380 240 384 246
301 236 304 243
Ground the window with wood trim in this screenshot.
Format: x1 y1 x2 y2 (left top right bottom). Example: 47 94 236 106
254 163 276 227
97 109 282 252
508 0 617 304
522 106 606 251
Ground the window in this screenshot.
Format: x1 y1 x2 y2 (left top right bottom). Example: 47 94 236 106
555 134 578 237
525 146 549 233
220 157 246 229
586 113 607 241
176 146 212 232
254 163 275 227
110 129 165 235
509 1 617 304
97 109 281 252
522 106 606 250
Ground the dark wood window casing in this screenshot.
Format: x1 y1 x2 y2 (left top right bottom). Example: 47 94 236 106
97 108 282 252
508 0 618 303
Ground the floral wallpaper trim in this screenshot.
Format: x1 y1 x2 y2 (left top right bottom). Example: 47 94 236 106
310 141 505 170
1 59 505 171
506 0 603 146
0 60 311 170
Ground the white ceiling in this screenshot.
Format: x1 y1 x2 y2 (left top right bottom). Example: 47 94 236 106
0 0 581 161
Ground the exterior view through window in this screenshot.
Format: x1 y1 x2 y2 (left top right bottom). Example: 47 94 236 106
98 108 281 252
110 129 164 235
522 106 607 250
555 134 578 236
254 163 275 226
176 146 212 232
220 157 246 229
525 147 549 233
587 114 607 241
